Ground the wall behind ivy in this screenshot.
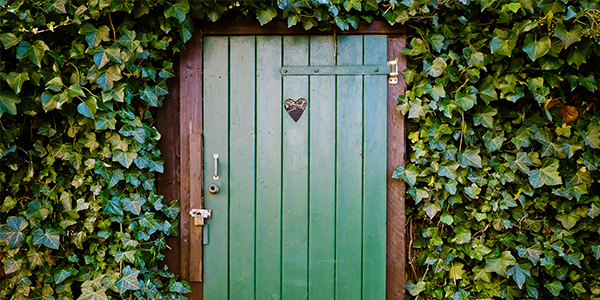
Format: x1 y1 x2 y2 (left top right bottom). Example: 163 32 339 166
2 0 600 299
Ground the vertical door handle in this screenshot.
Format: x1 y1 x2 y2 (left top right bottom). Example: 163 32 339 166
213 154 220 180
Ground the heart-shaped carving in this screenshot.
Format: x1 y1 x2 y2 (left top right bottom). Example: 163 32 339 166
284 98 308 122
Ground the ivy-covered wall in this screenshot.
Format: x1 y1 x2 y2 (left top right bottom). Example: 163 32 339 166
2 0 600 299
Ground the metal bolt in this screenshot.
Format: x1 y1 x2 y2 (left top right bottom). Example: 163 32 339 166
283 69 288 73
374 68 379 72
314 69 319 73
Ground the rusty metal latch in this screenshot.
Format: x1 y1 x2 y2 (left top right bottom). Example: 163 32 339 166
388 59 398 85
190 209 212 226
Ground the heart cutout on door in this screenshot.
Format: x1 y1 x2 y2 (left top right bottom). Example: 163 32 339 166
284 98 308 122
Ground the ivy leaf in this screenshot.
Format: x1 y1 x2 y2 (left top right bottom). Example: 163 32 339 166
429 33 445 53
556 211 580 229
3 257 23 274
451 227 472 244
583 124 600 149
406 281 426 296
122 194 146 215
115 266 141 293
7 72 29 94
408 98 427 119
511 126 532 149
563 252 582 268
114 250 137 263
506 263 531 289
544 280 564 297
392 164 420 185
579 74 596 92
455 90 476 110
119 125 146 143
485 251 516 276
1 32 21 48
517 243 543 265
483 131 504 153
78 278 108 300
592 245 600 259
110 0 134 13
423 202 441 219
0 216 28 248
490 29 518 56
464 183 481 199
473 266 492 282
162 201 181 219
257 7 278 25
457 147 482 168
26 200 51 220
522 33 551 61
79 23 110 47
0 91 21 116
344 0 361 11
450 262 465 280
438 162 459 180
103 196 123 216
529 158 562 188
54 269 72 284
553 23 581 48
401 38 426 56
502 285 522 300
589 203 600 219
112 148 137 168
16 40 49 67
473 106 497 128
513 152 533 175
118 29 139 51
140 85 159 106
27 250 44 268
97 65 122 91
424 57 446 77
77 96 97 119
164 0 190 23
32 228 61 249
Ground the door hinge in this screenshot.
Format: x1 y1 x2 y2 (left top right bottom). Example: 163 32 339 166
190 209 212 226
388 59 399 85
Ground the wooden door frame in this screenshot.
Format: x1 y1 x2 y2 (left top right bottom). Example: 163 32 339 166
157 21 407 300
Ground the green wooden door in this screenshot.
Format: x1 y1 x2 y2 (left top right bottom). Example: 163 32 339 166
202 35 387 300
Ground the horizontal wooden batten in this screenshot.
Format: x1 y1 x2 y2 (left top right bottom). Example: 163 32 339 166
281 65 391 76
200 21 405 36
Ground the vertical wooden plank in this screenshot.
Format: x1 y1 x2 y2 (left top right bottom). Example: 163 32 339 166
228 36 257 299
203 36 230 300
282 35 309 300
308 35 336 300
255 36 283 300
179 31 203 285
362 35 388 300
387 36 407 300
335 35 364 300
189 133 203 282
157 56 181 276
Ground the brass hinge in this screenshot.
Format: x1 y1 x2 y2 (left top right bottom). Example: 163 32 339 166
388 59 399 85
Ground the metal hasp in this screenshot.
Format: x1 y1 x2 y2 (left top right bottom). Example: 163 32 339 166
190 208 212 226
388 58 399 84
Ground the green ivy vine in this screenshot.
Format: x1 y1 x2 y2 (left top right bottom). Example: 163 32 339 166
0 0 193 299
392 0 600 299
2 0 600 299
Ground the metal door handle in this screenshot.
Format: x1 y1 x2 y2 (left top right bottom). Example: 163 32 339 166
213 154 219 180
